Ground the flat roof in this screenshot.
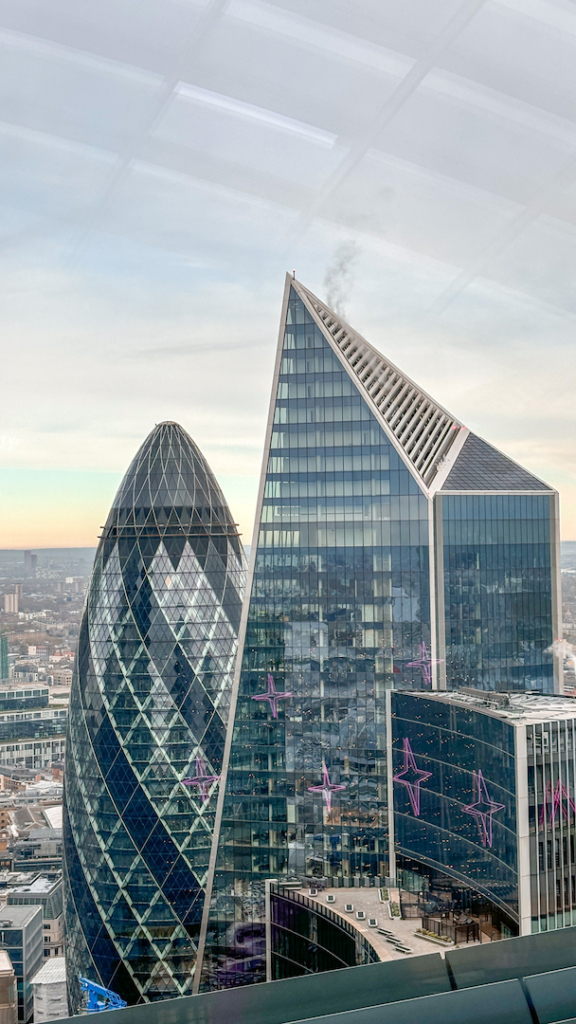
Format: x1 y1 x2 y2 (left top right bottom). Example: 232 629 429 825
31 957 66 985
403 690 576 725
7 874 59 895
0 904 42 927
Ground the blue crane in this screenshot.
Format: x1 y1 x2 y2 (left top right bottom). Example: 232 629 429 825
79 977 127 1013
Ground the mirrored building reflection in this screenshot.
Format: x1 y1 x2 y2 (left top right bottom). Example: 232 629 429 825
197 276 561 990
64 423 246 1010
391 689 576 939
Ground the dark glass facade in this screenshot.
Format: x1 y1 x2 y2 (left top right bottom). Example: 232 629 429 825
270 887 378 980
391 692 519 925
0 709 67 742
199 286 431 989
437 494 555 692
0 688 49 711
2 907 44 1023
63 423 246 1011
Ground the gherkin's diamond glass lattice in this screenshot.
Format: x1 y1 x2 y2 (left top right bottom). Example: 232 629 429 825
64 423 246 1011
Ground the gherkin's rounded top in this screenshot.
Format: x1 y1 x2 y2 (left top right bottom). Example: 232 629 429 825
111 421 227 514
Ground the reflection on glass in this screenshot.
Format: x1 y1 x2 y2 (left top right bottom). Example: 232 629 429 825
200 289 431 989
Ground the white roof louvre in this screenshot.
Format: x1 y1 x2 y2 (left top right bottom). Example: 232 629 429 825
296 281 463 489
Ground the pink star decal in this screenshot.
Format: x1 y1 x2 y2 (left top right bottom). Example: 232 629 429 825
463 770 505 847
182 756 220 803
252 673 293 718
393 738 432 816
407 642 443 688
539 779 576 826
308 763 346 815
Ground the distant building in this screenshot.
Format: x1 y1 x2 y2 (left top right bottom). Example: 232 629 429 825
0 905 43 1022
49 669 72 689
0 950 17 1024
2 597 17 617
11 668 38 686
0 711 67 771
0 687 66 771
0 640 8 684
7 874 64 958
0 688 49 713
12 830 62 874
31 958 66 1023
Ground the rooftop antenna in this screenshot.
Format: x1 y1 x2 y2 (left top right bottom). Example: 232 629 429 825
292 269 296 278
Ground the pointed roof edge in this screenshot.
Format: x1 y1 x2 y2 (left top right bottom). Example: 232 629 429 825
291 277 466 490
440 432 555 493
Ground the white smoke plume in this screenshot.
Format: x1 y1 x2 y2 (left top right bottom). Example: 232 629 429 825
546 639 576 672
323 241 360 319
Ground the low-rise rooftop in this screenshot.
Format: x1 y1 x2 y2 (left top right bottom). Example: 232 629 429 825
31 957 65 985
0 904 42 928
406 689 576 724
6 874 59 896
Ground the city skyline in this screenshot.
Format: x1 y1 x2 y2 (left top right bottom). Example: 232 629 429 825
1 265 575 551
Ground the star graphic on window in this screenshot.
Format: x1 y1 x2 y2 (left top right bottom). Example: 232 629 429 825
407 641 443 687
182 756 220 803
463 770 505 847
308 763 346 815
252 673 293 718
393 738 431 816
539 779 576 826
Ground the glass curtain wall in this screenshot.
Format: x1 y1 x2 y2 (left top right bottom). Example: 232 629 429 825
391 692 518 925
199 287 431 990
528 719 576 931
64 424 246 1010
438 495 554 691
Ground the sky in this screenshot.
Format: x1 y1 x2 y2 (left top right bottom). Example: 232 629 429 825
1 0 575 547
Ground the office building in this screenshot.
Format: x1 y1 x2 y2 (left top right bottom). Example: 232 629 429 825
7 873 64 957
196 277 560 989
0 906 43 1022
0 951 17 1024
0 689 49 713
30 958 66 1022
64 423 246 1010
0 688 66 770
391 689 576 938
12 831 62 873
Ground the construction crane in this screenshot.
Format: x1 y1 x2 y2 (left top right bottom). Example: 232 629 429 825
79 977 127 1013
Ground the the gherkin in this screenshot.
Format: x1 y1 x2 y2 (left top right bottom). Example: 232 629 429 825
63 422 246 1011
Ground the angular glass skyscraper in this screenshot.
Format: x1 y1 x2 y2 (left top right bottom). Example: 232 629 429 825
197 276 561 990
64 423 246 1010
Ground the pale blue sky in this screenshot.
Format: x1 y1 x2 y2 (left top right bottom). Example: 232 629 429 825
1 0 575 545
